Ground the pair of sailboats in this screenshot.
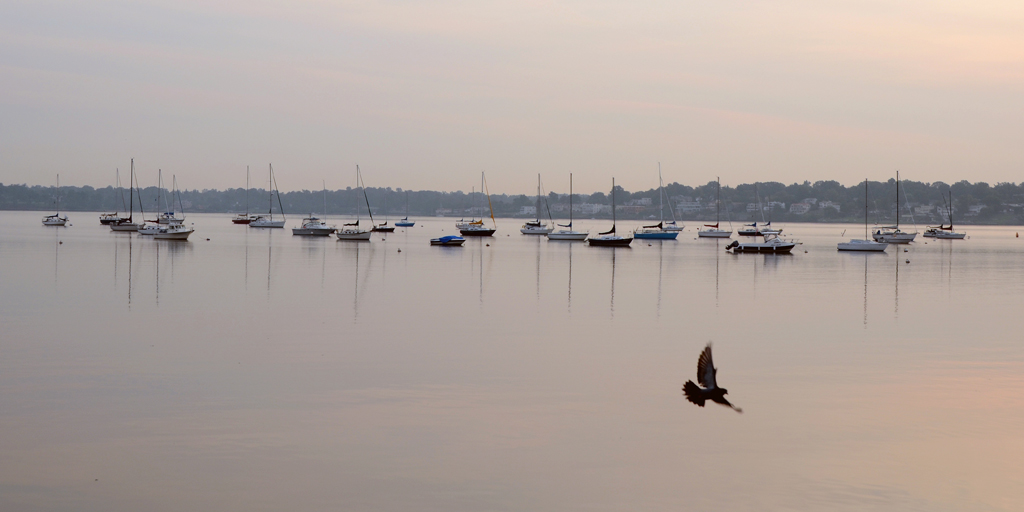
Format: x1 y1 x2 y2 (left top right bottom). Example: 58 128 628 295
871 171 917 244
457 172 497 236
923 189 966 239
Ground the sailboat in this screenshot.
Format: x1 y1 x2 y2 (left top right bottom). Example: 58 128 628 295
100 169 129 225
250 164 286 228
41 174 69 226
634 166 679 240
521 174 554 234
155 170 183 224
293 181 337 236
395 191 415 227
232 166 257 224
587 177 632 246
659 164 684 232
458 172 497 236
838 179 888 252
153 176 194 240
371 182 395 233
336 165 373 241
547 173 588 241
927 190 966 239
872 171 917 243
698 177 732 238
110 160 143 231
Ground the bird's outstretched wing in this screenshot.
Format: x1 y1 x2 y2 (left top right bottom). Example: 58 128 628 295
697 344 717 389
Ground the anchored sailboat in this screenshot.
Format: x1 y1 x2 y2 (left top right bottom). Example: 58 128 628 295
521 174 553 234
337 165 373 241
42 174 69 226
634 165 679 240
872 171 917 243
698 177 731 238
249 164 286 228
587 177 632 246
839 179 888 252
395 191 415 227
547 173 588 241
458 172 497 236
233 166 257 224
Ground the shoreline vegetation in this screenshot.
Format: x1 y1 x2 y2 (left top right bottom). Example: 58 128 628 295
4 178 1024 225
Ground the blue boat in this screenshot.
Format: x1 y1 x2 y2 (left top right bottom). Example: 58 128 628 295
430 235 465 246
634 222 679 240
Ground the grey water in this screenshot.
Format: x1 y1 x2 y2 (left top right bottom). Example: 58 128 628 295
2 211 1023 511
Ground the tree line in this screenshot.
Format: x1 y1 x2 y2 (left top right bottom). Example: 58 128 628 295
3 178 1023 224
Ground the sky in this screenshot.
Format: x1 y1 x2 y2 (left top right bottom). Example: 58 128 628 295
2 1 1023 195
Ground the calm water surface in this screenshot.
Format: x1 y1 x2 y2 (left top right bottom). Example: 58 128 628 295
2 211 1023 511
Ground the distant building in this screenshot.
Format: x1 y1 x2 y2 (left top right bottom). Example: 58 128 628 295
766 201 786 212
580 203 611 215
675 201 702 214
789 202 812 215
627 197 652 206
519 206 537 216
616 205 647 215
819 201 841 213
802 198 818 205
914 205 935 215
746 203 759 213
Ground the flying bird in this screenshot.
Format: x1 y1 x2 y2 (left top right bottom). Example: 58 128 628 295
683 344 742 413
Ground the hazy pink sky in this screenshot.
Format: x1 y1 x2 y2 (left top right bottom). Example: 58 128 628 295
2 1 1022 194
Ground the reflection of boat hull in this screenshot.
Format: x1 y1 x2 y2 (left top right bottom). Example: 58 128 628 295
588 236 632 247
547 231 588 241
430 236 465 246
460 227 496 236
634 230 678 240
698 229 731 238
336 229 371 241
292 228 336 236
838 239 888 252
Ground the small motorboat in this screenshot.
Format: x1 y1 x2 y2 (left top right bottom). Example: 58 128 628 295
430 235 466 246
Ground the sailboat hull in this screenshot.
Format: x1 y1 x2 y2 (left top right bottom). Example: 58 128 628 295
109 222 141 232
460 228 496 236
838 240 888 252
698 230 732 238
521 226 553 235
395 222 415 227
336 230 371 241
372 226 396 232
588 236 632 246
249 219 285 228
547 231 588 241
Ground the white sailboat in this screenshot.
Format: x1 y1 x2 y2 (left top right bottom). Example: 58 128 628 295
547 173 588 241
521 174 553 234
249 164 286 228
396 191 415 227
153 176 194 240
839 179 888 252
698 177 731 238
41 174 69 226
337 165 373 241
872 171 917 244
634 165 679 240
929 190 966 239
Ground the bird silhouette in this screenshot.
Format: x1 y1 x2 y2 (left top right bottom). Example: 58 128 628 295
683 343 742 413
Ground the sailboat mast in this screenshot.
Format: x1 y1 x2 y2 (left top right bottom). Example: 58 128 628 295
864 178 868 239
896 170 900 230
716 177 721 226
245 166 250 216
268 164 273 218
612 177 617 228
127 161 133 222
569 173 573 226
55 174 59 215
323 180 327 221
658 167 664 224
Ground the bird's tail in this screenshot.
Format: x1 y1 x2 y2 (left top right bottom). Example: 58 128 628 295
682 380 705 407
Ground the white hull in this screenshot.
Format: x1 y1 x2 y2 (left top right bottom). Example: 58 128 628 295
933 232 966 239
838 239 888 252
547 231 588 241
138 225 159 235
42 219 68 226
521 226 553 234
698 229 731 238
250 219 286 228
109 223 141 232
873 231 917 244
153 227 193 240
336 230 371 241
661 223 684 232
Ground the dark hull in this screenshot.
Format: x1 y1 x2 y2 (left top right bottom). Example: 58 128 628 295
737 229 761 236
730 244 795 254
372 227 396 232
232 219 252 224
460 229 496 237
588 237 633 247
